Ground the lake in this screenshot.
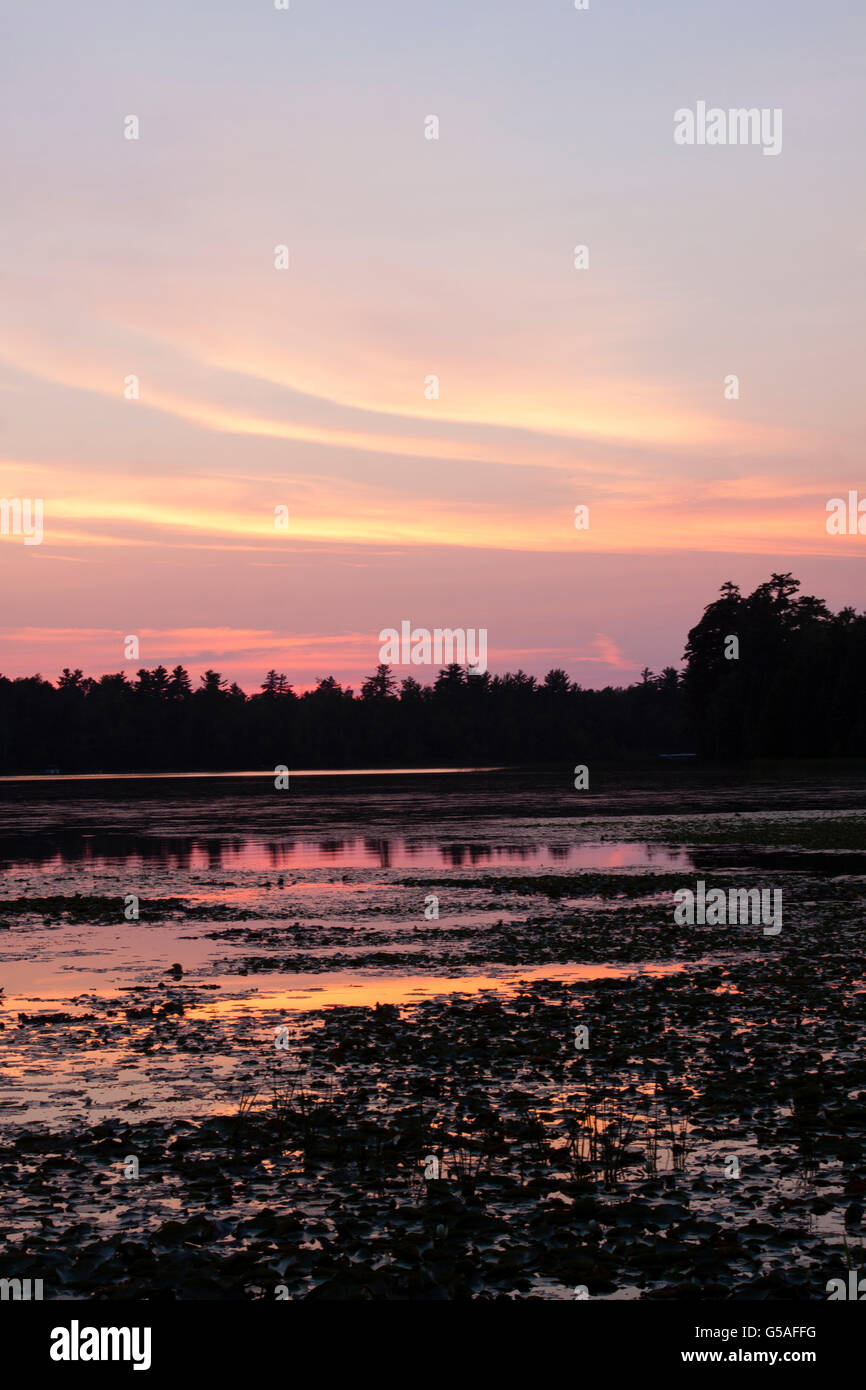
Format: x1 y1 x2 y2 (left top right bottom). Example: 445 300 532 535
2 763 865 1299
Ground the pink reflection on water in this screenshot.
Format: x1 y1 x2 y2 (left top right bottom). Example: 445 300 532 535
47 838 692 873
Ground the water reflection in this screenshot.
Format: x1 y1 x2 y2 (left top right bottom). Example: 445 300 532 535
186 961 687 1015
0 832 693 873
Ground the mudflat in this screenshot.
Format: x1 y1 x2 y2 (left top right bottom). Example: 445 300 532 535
1 764 864 1300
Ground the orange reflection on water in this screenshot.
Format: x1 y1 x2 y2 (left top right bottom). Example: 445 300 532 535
186 961 685 1017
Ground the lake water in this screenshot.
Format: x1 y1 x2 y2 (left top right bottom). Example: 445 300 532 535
2 763 863 1299
2 763 864 1021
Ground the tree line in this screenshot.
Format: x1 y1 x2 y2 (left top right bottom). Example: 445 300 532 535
0 574 862 772
681 572 866 758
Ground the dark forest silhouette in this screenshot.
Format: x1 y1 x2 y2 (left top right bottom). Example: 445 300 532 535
1 574 863 772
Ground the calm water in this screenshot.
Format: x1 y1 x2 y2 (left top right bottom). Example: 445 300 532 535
0 835 692 873
0 763 859 1130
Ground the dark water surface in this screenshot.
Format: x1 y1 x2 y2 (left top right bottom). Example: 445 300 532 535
2 763 864 1299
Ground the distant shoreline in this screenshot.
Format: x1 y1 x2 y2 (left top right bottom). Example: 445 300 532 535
4 756 866 785
0 765 508 783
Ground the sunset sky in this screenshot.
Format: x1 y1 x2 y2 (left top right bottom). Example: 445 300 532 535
1 0 864 689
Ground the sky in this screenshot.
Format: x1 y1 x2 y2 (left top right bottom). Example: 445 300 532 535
1 0 864 690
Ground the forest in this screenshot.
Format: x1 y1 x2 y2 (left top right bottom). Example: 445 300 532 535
0 574 863 771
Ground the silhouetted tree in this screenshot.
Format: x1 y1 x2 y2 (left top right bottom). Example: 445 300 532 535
167 666 192 700
1 574 861 772
361 664 397 700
